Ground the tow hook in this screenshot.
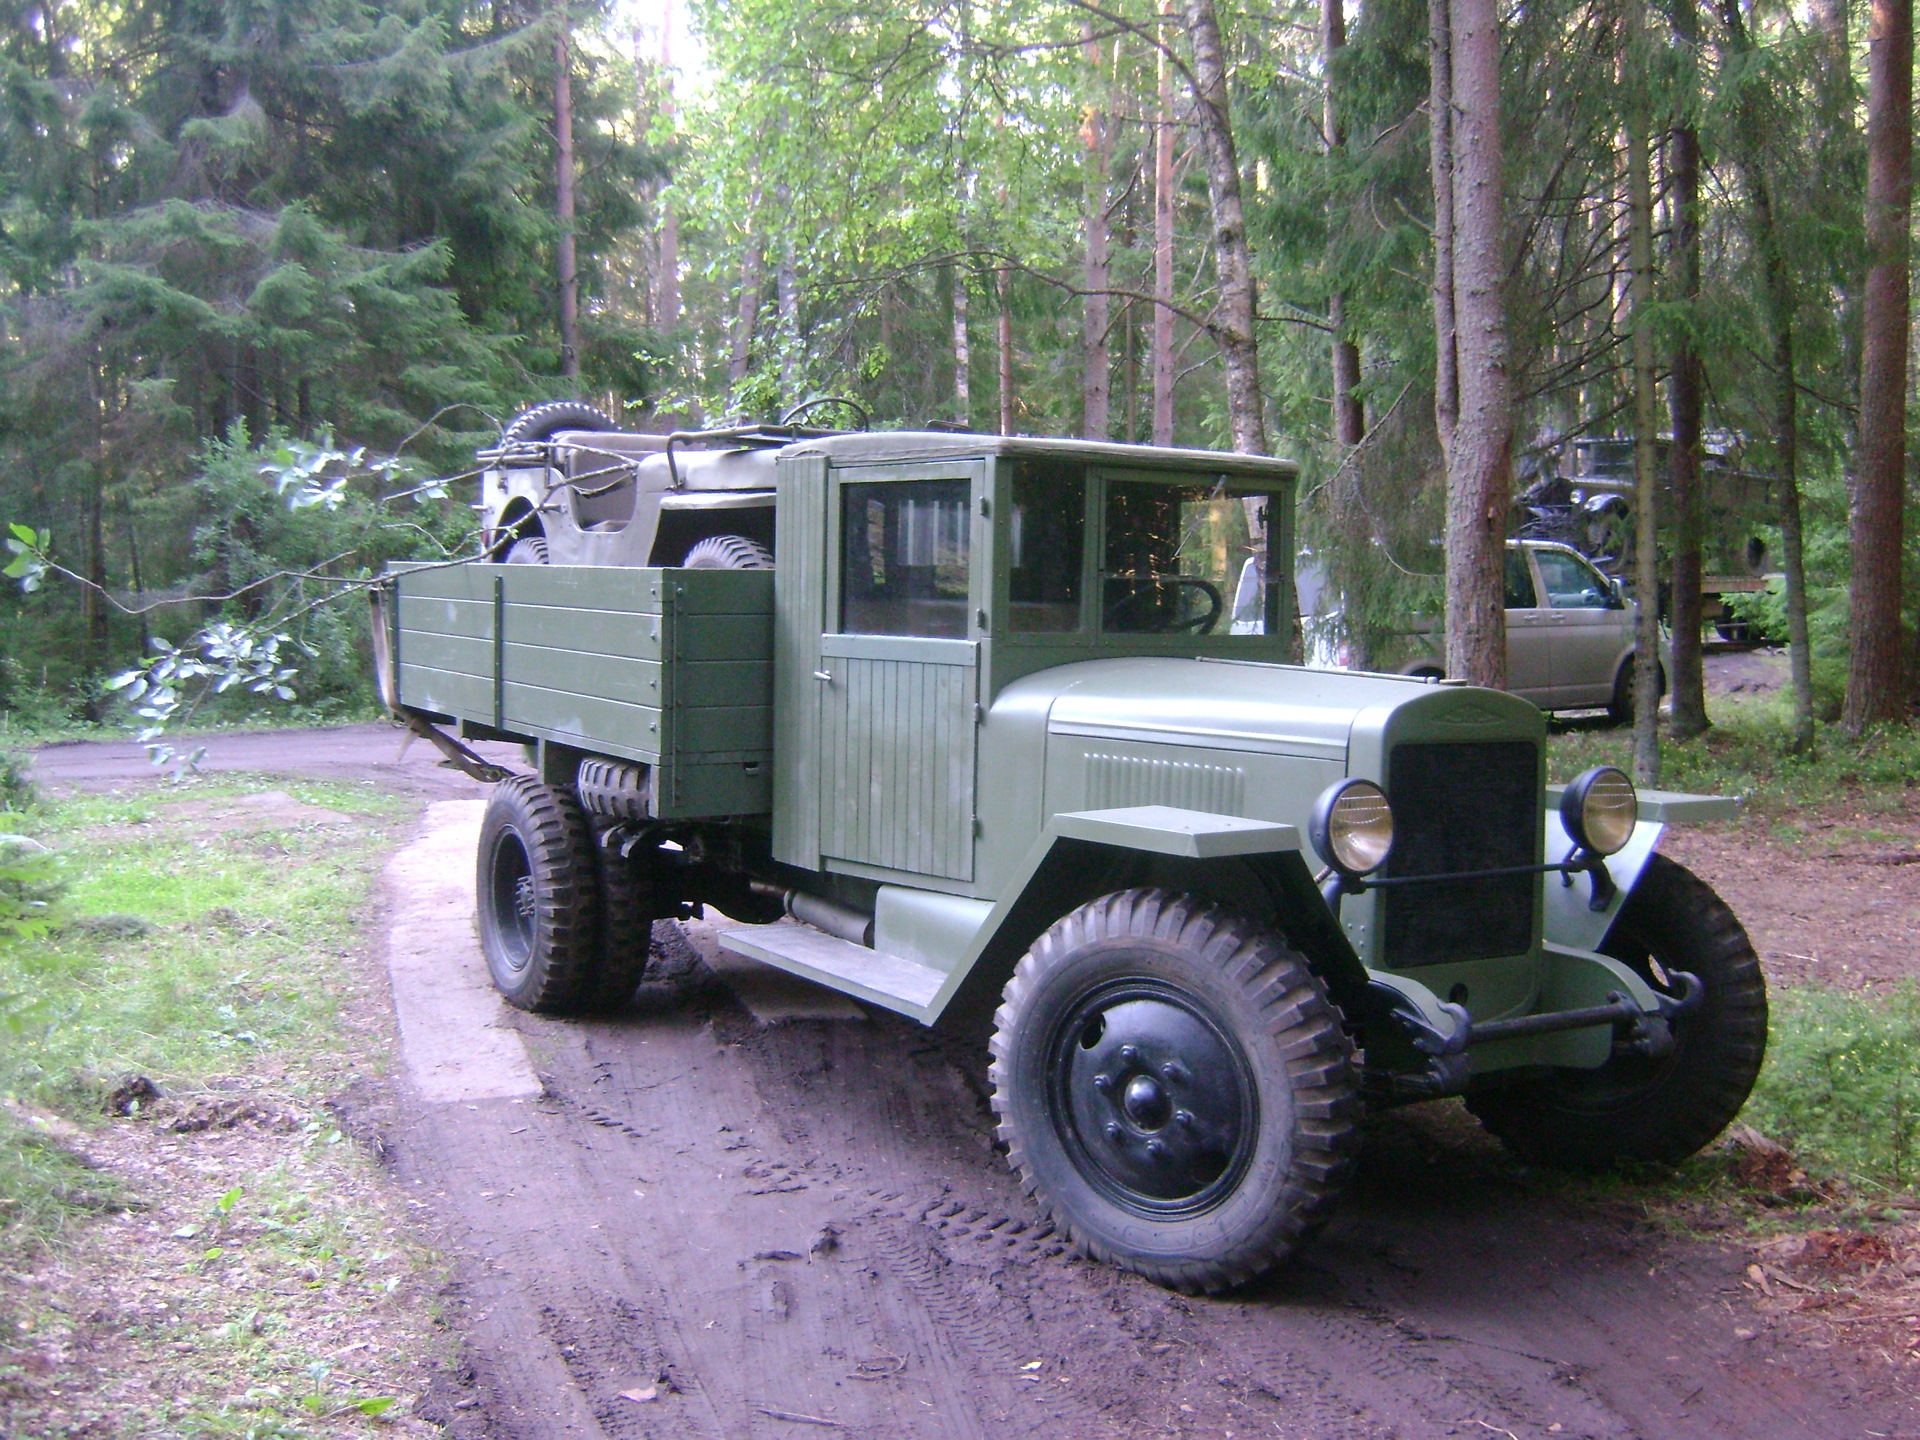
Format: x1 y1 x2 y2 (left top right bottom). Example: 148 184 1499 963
1623 970 1705 1058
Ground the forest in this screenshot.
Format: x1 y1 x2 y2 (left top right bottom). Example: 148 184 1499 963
0 0 1915 761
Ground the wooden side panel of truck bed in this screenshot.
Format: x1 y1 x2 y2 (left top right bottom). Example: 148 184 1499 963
385 562 775 818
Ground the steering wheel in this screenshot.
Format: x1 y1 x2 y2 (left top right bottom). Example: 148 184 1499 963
1104 576 1224 635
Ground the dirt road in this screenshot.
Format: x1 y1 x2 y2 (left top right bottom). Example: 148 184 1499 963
33 726 1920 1440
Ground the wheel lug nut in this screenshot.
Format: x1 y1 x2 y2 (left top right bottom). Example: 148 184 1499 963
1118 1045 1138 1063
1160 1061 1184 1084
1174 1109 1194 1128
1145 1139 1166 1157
1105 1121 1123 1140
1092 1073 1113 1092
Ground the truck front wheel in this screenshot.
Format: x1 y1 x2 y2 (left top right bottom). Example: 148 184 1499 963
990 889 1360 1294
1466 854 1767 1168
476 777 599 1012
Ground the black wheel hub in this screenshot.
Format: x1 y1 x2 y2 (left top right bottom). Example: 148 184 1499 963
488 830 536 974
1049 980 1257 1216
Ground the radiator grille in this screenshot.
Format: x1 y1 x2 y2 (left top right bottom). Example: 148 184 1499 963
1382 740 1539 966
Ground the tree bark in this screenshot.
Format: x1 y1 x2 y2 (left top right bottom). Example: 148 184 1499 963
1437 0 1510 688
952 269 971 424
1082 26 1113 440
728 189 763 392
555 17 579 381
1720 0 1815 750
1152 8 1177 447
997 264 1015 435
1429 0 1458 462
1184 0 1266 457
1845 0 1912 732
775 179 799 399
1324 0 1363 447
1665 27 1708 741
1628 107 1662 786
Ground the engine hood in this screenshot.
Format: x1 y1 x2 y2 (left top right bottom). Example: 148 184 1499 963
1010 656 1488 763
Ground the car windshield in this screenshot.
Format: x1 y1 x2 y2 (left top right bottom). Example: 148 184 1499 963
1102 477 1283 635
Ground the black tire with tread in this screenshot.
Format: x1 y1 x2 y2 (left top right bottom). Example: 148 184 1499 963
476 777 599 1012
1466 854 1767 1169
504 536 549 565
501 400 614 446
989 888 1360 1294
681 534 773 570
580 826 654 1012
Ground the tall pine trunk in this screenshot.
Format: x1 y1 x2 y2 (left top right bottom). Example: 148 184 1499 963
555 19 579 381
1082 27 1112 440
1152 13 1177 447
1845 0 1912 731
1666 0 1709 741
1428 0 1458 460
1324 0 1363 447
1628 105 1662 785
1184 0 1266 457
1436 0 1511 688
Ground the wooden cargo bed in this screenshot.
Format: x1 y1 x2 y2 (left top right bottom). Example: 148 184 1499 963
382 562 774 817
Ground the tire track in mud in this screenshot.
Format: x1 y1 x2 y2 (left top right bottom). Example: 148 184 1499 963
387 882 1917 1440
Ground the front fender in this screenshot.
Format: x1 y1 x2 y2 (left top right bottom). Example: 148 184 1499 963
1542 788 1739 952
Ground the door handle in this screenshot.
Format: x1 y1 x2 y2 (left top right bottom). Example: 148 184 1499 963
813 669 834 683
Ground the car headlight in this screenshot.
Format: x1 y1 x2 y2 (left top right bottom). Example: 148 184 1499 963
1561 766 1637 856
1310 779 1395 877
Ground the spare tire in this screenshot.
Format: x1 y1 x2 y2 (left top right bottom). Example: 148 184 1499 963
682 535 773 570
501 400 614 447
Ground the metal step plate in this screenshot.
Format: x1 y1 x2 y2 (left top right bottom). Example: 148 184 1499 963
716 922 945 1021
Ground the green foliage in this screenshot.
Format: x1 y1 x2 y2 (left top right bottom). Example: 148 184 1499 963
1746 985 1920 1194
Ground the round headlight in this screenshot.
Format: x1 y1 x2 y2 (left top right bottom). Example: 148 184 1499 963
1561 766 1637 856
1310 779 1395 877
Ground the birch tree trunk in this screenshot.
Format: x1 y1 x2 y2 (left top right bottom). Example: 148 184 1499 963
728 190 763 390
997 265 1014 435
953 270 971 424
1845 0 1912 732
1184 0 1267 456
1437 0 1510 688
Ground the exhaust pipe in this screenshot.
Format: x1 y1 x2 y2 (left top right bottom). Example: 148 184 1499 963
748 881 873 946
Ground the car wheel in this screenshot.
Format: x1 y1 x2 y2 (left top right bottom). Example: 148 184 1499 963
501 400 615 446
579 826 656 1013
1465 855 1768 1169
682 535 773 570
504 537 549 565
476 777 598 1012
990 889 1360 1294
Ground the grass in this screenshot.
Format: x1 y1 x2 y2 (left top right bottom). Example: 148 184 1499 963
0 770 445 1437
1547 690 1920 816
1744 984 1920 1199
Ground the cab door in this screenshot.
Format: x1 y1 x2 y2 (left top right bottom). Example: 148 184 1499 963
816 463 985 883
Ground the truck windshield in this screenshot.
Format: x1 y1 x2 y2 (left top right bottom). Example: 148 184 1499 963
1103 477 1281 635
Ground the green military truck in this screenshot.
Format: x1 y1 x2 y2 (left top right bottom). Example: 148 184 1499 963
373 422 1766 1294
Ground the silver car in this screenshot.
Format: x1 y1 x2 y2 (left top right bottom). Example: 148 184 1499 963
1310 541 1656 722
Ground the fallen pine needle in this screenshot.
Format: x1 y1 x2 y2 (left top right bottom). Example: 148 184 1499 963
756 1407 845 1427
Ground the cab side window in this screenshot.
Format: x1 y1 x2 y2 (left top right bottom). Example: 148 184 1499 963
1505 549 1537 609
1533 549 1615 609
839 478 972 637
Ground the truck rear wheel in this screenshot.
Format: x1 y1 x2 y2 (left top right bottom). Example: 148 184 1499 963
580 829 656 1012
1466 855 1767 1169
476 776 598 1012
989 889 1360 1294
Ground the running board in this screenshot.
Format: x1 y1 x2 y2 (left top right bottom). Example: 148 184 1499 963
715 922 945 1021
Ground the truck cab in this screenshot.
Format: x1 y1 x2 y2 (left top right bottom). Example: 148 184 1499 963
380 427 1767 1295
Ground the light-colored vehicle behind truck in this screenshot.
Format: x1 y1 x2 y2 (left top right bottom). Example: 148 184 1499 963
375 418 1765 1295
1310 540 1660 722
